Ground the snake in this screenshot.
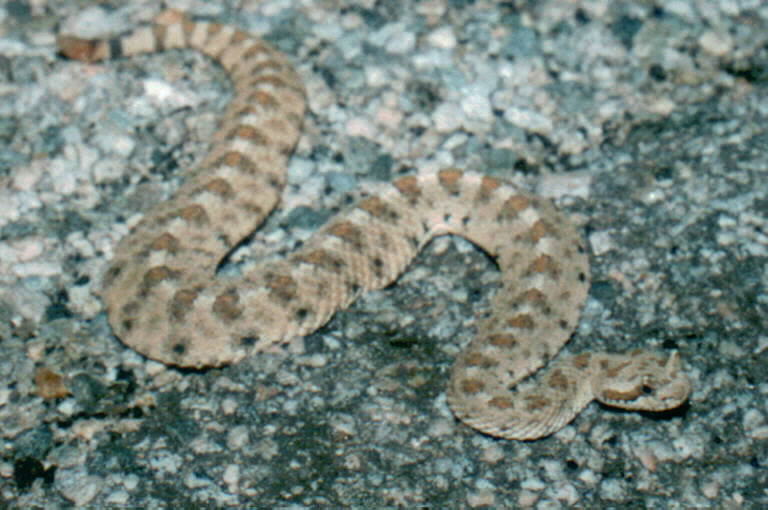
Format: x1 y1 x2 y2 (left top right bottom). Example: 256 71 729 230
57 9 691 440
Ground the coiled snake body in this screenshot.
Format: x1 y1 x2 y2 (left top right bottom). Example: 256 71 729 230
58 10 690 440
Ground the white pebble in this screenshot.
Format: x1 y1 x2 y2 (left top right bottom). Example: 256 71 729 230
699 30 733 57
300 353 328 368
503 106 553 134
386 31 415 54
577 469 599 486
56 469 103 506
364 66 389 87
341 12 363 29
221 397 239 415
105 490 130 505
11 160 44 191
226 425 250 450
588 230 615 256
68 285 102 318
0 191 21 225
520 477 546 491
427 27 456 49
433 102 463 132
374 107 403 130
665 1 696 20
538 172 592 200
57 399 77 417
417 0 446 18
313 22 343 42
467 489 495 507
223 464 240 492
144 360 167 377
479 444 504 464
442 132 467 150
647 96 676 116
123 474 139 490
554 483 579 505
184 471 210 489
743 409 765 432
461 94 493 121
749 425 768 440
60 6 124 38
288 157 315 183
143 78 194 108
111 135 136 158
91 158 125 183
49 158 79 195
346 116 377 139
12 238 44 261
94 132 136 158
517 490 539 507
14 261 62 278
701 481 720 499
151 452 183 475
600 478 627 501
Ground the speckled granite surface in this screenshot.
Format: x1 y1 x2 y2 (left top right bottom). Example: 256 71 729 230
1 0 767 507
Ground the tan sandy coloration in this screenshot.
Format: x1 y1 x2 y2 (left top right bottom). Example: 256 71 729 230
58 10 691 440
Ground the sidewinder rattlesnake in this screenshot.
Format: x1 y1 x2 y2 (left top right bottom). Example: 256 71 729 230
57 9 691 440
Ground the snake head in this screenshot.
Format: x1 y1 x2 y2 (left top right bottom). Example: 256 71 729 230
593 351 691 411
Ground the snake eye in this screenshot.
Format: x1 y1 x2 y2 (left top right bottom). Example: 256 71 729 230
641 384 654 395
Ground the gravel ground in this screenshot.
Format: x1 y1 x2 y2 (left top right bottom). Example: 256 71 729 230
1 0 767 507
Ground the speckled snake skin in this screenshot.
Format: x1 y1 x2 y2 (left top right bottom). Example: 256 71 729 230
58 10 691 439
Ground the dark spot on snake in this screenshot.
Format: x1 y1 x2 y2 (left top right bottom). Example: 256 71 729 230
206 22 223 35
295 308 309 321
121 300 140 316
170 288 198 321
103 265 122 286
371 257 384 277
460 378 485 394
327 221 365 250
547 369 569 390
217 233 233 249
227 125 269 145
236 44 271 65
265 272 298 302
559 319 569 329
177 205 209 226
578 272 586 282
213 290 243 322
171 343 186 355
